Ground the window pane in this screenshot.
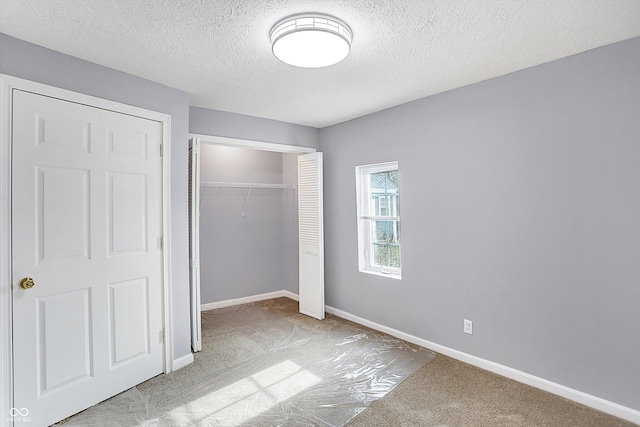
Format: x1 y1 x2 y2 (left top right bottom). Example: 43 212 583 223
371 220 401 268
370 170 399 218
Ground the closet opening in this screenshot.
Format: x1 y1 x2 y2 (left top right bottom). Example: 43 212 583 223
188 134 324 352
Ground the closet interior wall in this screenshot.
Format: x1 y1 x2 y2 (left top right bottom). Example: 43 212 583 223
199 144 299 303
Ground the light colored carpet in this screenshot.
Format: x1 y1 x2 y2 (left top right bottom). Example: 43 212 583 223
60 297 433 426
347 354 637 426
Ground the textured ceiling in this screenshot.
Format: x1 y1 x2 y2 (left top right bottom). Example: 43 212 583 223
1 0 640 128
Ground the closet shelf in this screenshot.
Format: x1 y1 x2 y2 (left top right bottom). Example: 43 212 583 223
200 181 296 190
199 181 296 217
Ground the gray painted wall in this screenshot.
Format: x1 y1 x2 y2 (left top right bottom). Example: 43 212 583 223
190 106 320 149
199 145 297 302
0 33 193 360
319 36 640 411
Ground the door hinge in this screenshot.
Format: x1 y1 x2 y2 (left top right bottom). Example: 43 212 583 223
160 144 163 156
159 236 163 249
159 329 165 343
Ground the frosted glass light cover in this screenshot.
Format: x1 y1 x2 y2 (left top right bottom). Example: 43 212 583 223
270 14 352 68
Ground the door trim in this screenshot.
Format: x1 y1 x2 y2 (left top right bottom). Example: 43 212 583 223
187 132 316 353
0 74 174 427
189 133 316 154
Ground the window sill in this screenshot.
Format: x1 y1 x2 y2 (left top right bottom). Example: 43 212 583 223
359 268 402 280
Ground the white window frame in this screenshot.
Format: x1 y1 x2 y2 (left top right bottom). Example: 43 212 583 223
355 161 401 280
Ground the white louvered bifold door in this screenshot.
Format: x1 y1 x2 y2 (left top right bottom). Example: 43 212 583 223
298 152 325 320
188 137 202 352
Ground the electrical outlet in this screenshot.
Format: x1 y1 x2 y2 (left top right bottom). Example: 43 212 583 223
464 319 473 335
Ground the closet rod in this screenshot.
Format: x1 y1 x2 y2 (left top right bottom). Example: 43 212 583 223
200 181 296 190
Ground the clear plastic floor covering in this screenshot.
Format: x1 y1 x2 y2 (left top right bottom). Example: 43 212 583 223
62 303 435 426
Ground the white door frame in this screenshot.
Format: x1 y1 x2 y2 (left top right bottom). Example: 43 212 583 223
189 133 316 155
0 74 174 427
187 133 315 347
188 137 202 352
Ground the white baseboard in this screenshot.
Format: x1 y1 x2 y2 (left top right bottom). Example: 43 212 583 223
172 353 194 371
281 290 299 301
324 305 640 425
201 290 298 311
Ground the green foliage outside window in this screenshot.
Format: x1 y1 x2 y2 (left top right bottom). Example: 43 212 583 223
373 221 400 268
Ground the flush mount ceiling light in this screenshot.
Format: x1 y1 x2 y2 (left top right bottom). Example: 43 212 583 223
270 14 352 68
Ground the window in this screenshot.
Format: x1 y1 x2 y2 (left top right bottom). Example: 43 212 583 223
355 162 401 279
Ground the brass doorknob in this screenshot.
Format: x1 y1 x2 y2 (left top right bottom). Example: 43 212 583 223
20 277 35 289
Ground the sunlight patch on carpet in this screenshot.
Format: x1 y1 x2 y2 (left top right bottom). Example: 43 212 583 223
168 360 321 425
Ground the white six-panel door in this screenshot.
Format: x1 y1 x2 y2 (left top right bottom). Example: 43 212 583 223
11 90 164 426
